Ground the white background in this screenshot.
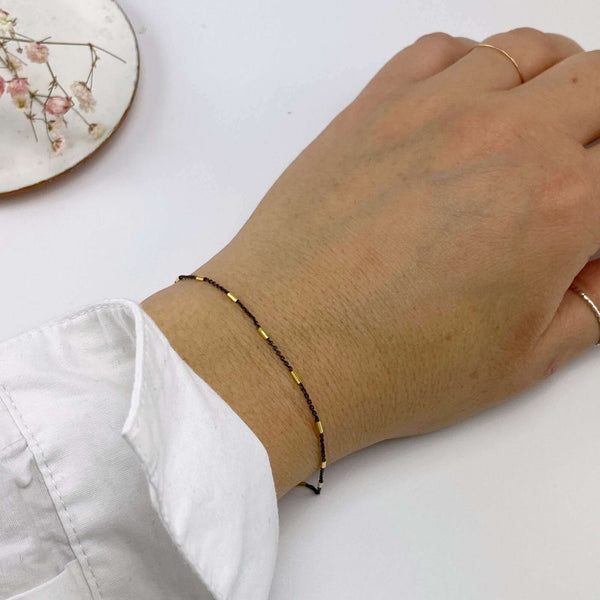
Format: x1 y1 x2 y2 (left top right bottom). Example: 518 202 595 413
2 1 600 598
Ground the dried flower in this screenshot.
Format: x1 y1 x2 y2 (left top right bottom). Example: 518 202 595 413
6 53 25 73
87 122 105 140
26 42 49 63
12 94 30 110
47 117 63 135
1 8 122 152
6 76 28 96
44 96 71 116
6 77 30 110
51 136 66 155
70 81 96 112
0 9 16 36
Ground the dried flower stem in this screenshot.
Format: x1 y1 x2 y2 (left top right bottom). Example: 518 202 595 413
1 9 122 152
0 35 126 63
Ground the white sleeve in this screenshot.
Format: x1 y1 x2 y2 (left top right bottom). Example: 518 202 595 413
0 299 279 600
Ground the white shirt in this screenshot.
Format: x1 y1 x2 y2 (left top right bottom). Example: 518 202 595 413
0 299 279 600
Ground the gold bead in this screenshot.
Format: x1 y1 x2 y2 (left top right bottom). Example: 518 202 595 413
321 461 327 469
257 327 269 340
290 370 302 385
315 420 323 434
226 292 238 303
317 481 323 489
195 276 204 281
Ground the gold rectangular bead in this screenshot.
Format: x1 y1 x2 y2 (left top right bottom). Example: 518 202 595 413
321 461 327 469
290 370 302 385
257 327 269 340
316 420 323 434
317 481 323 489
226 292 238 303
195 276 204 281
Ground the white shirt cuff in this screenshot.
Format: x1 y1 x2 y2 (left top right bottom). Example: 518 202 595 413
0 299 279 600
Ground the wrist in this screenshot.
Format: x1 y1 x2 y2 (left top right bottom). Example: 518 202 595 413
141 277 326 499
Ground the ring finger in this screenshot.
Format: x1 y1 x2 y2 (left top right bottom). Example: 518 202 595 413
441 27 583 92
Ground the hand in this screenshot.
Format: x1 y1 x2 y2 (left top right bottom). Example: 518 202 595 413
143 28 600 497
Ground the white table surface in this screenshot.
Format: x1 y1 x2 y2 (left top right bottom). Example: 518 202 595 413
2 1 600 598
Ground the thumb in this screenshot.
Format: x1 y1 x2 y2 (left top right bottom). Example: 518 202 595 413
532 258 600 380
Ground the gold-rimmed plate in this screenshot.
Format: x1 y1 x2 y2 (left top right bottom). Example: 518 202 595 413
0 0 139 196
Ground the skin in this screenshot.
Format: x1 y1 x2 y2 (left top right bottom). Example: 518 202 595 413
142 28 600 499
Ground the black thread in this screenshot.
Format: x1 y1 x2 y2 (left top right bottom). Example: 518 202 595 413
178 274 326 495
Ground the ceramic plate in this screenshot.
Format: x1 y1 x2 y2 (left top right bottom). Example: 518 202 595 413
0 0 139 195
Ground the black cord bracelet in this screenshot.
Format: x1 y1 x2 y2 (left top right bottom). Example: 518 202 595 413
176 274 326 495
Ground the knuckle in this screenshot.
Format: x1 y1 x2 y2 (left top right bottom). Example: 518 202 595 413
486 27 555 52
505 26 546 44
583 48 600 66
414 31 460 53
508 26 545 37
546 32 583 53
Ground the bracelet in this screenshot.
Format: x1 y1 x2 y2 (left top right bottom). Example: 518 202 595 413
176 274 326 494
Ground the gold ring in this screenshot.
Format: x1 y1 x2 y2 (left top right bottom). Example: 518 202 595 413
569 283 600 346
470 43 525 84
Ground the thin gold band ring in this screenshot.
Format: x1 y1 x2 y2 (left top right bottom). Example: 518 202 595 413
569 283 600 346
470 43 525 84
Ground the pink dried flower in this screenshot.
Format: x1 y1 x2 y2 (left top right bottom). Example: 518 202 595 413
26 42 49 63
0 9 16 36
6 77 28 97
70 81 96 112
6 77 30 110
51 136 66 156
0 76 4 98
44 96 71 116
